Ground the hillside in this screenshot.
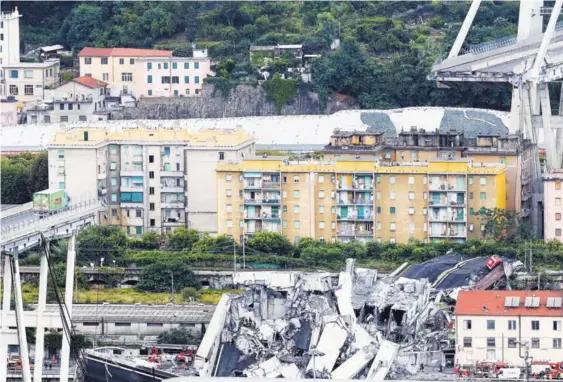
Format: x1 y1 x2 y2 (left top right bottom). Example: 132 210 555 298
2 1 524 110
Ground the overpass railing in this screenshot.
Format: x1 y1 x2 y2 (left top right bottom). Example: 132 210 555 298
0 199 104 243
0 202 33 220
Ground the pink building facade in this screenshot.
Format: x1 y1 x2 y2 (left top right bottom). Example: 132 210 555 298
543 169 563 242
134 54 212 98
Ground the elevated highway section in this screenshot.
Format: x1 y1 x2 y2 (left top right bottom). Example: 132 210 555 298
0 198 104 253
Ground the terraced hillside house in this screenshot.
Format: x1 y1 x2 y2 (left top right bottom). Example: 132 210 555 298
455 290 563 366
47 128 255 235
78 47 173 97
216 157 506 244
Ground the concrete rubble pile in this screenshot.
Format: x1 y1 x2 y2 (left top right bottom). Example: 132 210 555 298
194 258 455 380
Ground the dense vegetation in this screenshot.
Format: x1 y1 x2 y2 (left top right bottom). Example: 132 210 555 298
3 1 532 110
0 152 48 204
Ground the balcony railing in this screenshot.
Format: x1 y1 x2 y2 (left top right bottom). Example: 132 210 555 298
262 199 281 204
262 182 281 189
244 182 262 189
337 230 356 236
245 199 262 205
355 230 374 236
162 217 185 224
262 214 280 219
354 199 373 205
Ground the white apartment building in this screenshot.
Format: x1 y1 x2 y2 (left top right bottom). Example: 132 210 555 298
543 170 563 243
78 47 173 97
0 8 21 70
134 49 212 98
47 128 255 236
27 76 109 124
1 59 61 103
455 291 563 366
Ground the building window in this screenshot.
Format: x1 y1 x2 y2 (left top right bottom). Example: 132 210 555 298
121 73 133 82
115 322 131 327
508 338 517 348
226 189 232 197
480 177 487 185
147 323 163 327
293 175 300 183
532 321 540 330
389 176 396 184
294 220 300 229
111 177 117 186
556 229 562 237
463 320 472 330
294 205 300 213
408 176 414 184
319 221 325 230
149 187 154 195
103 73 109 81
68 103 73 110
226 220 233 228
24 85 33 95
136 209 142 218
60 116 68 122
184 75 190 84
225 174 232 182
480 192 487 201
85 57 92 65
130 58 134 65
9 70 18 79
111 193 117 202
226 204 232 213
184 62 190 69
172 76 179 84
44 115 51 123
293 190 300 198
195 76 200 84
487 320 495 330
195 62 200 69
219 152 225 160
531 338 540 348
508 320 517 330
101 57 108 65
170 62 177 69
390 222 396 231
150 203 155 211
85 73 92 77
148 90 152 96
147 75 152 83
319 206 324 214
147 62 152 70
408 191 415 200
554 321 561 331
556 213 561 221
110 161 117 170
283 220 288 228
557 197 562 206
554 338 562 349
390 207 396 214
24 70 33 79
164 63 169 69
486 337 495 347
318 175 324 183
185 89 190 95
463 337 472 348
423 192 427 200
376 175 381 183
82 322 99 327
408 207 415 215
390 192 396 200
319 191 325 198
149 171 154 179
9 85 18 95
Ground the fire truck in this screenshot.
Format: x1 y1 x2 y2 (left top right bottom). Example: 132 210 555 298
531 361 563 379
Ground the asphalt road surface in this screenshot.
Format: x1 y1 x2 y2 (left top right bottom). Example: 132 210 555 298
402 254 465 283
434 257 487 290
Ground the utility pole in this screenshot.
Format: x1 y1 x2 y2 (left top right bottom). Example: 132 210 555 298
242 227 246 269
170 271 175 304
233 237 237 274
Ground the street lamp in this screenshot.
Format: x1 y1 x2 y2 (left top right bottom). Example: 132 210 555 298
113 260 116 267
100 257 105 267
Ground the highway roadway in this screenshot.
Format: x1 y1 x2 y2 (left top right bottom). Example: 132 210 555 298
1 209 40 228
401 254 465 283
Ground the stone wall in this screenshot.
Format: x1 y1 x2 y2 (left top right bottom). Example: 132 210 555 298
111 84 357 120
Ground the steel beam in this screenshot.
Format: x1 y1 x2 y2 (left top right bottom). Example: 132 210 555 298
12 252 32 382
0 255 13 382
33 242 49 382
59 236 76 382
448 0 482 58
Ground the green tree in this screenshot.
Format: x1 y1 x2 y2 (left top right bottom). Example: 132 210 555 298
137 261 200 293
263 73 298 114
481 208 534 243
76 226 129 265
181 287 200 302
246 232 294 256
157 327 198 344
168 228 200 251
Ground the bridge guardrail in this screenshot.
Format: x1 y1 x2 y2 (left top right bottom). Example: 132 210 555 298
0 202 34 220
0 199 104 243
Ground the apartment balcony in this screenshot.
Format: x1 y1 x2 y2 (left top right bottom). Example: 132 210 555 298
161 200 184 208
244 199 263 205
355 229 374 236
97 172 107 180
162 217 186 226
337 199 354 205
354 199 373 205
429 231 467 238
337 230 356 236
262 198 281 205
355 215 374 221
428 200 448 207
337 214 358 221
121 184 144 192
262 181 281 190
121 168 143 177
429 183 466 192
161 170 183 177
244 213 262 220
160 184 184 193
243 181 262 190
261 213 280 221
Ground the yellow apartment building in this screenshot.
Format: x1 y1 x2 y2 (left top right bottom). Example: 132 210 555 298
323 130 533 214
216 157 506 244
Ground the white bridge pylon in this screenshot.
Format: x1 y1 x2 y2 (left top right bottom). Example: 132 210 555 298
432 0 563 170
